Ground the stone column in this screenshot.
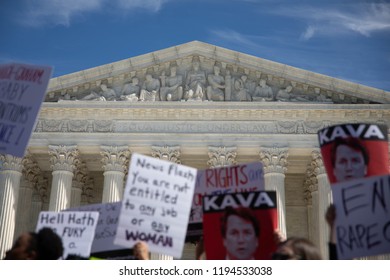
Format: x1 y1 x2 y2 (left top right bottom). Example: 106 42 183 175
150 145 182 260
311 150 332 259
48 145 79 211
0 154 23 259
14 154 40 239
259 147 288 237
207 146 237 168
303 163 319 247
101 146 130 203
70 162 88 208
81 178 95 206
29 177 49 231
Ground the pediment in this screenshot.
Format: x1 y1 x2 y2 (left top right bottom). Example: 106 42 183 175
45 41 390 104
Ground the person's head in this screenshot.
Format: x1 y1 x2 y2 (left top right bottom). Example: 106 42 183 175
272 237 322 260
286 86 293 92
259 79 266 87
4 227 64 260
220 207 260 260
331 137 369 182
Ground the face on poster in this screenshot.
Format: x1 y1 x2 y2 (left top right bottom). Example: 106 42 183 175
202 191 277 260
0 63 52 157
318 123 389 184
190 162 265 223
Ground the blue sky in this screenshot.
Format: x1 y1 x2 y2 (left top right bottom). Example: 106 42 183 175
1 0 389 91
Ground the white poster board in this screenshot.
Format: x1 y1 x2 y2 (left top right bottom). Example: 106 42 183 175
114 153 197 258
67 202 125 254
331 174 390 259
36 211 99 259
0 63 52 157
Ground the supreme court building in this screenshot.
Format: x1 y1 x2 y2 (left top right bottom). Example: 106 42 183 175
1 41 389 259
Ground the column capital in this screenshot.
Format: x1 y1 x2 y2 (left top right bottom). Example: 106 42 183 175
22 153 41 188
207 146 237 168
73 161 89 187
259 147 288 174
0 154 23 173
49 145 79 172
100 145 131 173
310 150 326 176
151 145 181 164
303 164 318 205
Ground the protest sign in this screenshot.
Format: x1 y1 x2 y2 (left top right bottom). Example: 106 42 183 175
187 162 264 241
202 191 277 260
36 211 99 259
318 123 388 184
114 153 197 258
67 202 131 258
0 63 52 157
331 174 390 259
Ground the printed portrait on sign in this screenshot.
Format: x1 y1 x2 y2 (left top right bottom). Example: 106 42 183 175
187 162 265 242
318 123 389 184
202 191 277 260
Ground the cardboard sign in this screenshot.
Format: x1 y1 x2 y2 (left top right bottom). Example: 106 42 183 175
187 162 264 241
67 202 127 255
331 174 390 259
36 211 99 259
318 123 388 184
0 63 52 157
114 153 197 258
202 191 277 260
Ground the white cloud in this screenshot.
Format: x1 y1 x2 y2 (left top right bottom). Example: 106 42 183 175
210 29 258 48
20 0 104 27
300 26 316 40
18 0 171 27
273 3 390 40
117 0 168 12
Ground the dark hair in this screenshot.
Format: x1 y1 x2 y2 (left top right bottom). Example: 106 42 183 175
274 237 322 260
330 137 369 167
30 228 64 260
220 207 260 238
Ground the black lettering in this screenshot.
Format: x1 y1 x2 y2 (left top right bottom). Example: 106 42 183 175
372 179 388 214
341 183 368 216
366 223 381 249
383 221 390 242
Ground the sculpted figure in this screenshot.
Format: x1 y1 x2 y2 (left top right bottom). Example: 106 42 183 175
81 84 117 101
120 77 140 101
276 85 310 102
140 74 160 102
252 79 273 101
206 65 225 101
185 58 206 101
315 93 333 103
232 75 251 101
160 66 183 101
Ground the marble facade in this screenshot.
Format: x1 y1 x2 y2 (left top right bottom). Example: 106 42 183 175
1 41 389 259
